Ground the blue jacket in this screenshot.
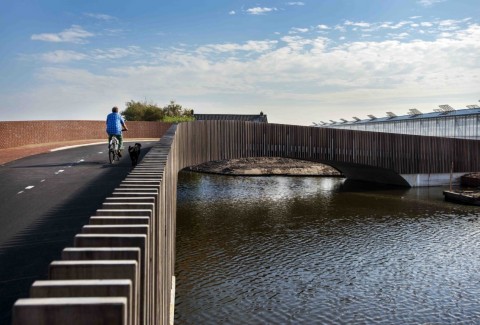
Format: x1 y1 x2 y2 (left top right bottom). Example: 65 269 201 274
106 112 125 135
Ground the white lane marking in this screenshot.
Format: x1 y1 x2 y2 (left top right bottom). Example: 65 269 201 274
41 179 45 182
49 139 156 152
19 184 36 193
98 152 103 154
55 169 65 175
78 159 85 163
50 142 106 152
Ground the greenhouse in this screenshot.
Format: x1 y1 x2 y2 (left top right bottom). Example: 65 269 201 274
318 105 480 139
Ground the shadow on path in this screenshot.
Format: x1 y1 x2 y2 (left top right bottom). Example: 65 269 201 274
0 146 153 324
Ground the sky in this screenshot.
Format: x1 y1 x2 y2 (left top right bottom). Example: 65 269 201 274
1 0 479 126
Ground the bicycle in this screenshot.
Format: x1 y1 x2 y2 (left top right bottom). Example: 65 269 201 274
108 128 127 164
108 135 121 164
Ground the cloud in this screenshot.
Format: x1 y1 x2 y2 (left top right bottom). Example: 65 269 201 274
341 18 474 38
246 7 278 15
41 50 88 63
417 0 446 7
344 20 371 28
91 46 143 60
437 19 464 31
280 35 315 50
229 10 236 15
286 2 305 5
84 13 116 21
317 24 330 30
388 32 410 40
15 19 480 125
346 20 412 32
33 46 143 63
197 40 278 54
103 28 126 36
289 27 309 34
334 25 347 33
379 21 412 30
420 22 434 27
31 25 94 44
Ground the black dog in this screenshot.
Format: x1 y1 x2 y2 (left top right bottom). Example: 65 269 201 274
128 143 142 166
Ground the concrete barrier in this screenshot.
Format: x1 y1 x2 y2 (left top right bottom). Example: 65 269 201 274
30 280 133 325
12 297 128 325
60 248 141 325
49 260 138 324
89 216 150 225
73 236 148 325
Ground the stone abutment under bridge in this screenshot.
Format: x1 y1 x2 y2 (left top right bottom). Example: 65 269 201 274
12 121 480 324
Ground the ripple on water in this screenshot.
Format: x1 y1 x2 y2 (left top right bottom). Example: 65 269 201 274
175 173 480 325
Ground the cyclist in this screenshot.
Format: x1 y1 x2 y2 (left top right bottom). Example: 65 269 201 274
106 106 128 156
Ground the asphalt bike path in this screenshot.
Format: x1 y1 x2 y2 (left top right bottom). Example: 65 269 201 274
0 140 156 324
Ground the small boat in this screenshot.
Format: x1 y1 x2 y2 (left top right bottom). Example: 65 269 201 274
443 190 480 206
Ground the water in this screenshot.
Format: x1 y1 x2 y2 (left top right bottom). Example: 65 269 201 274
175 172 480 324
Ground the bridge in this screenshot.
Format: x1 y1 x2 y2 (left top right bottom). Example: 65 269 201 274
11 120 480 324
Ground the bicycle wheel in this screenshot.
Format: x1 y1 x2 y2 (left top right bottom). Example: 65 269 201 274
109 149 115 164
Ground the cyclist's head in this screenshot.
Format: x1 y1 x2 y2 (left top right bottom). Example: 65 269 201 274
112 106 119 113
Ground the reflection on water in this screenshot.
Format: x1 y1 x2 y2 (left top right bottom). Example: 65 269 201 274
175 172 480 325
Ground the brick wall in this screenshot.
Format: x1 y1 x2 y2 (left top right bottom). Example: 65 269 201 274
0 121 172 149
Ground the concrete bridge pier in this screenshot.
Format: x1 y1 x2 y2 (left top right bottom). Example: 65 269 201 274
324 161 465 187
400 173 465 187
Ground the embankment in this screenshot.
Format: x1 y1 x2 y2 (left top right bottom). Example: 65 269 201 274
186 157 342 176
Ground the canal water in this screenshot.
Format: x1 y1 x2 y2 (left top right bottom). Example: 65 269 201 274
174 171 480 324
